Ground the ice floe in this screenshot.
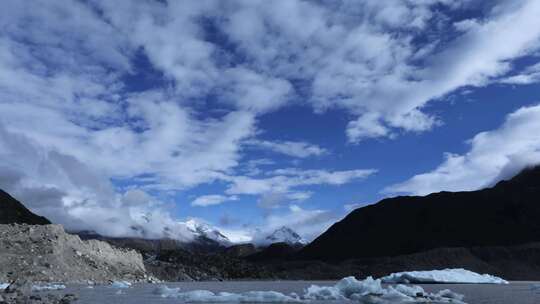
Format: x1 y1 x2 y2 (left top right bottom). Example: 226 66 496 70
31 283 66 291
0 283 9 290
303 276 465 303
154 286 301 303
381 268 508 284
110 281 132 288
154 276 466 303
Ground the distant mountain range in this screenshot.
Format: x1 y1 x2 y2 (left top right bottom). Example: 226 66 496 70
299 166 540 260
4 166 540 280
0 187 308 253
0 189 50 225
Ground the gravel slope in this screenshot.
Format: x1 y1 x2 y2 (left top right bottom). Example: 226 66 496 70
0 224 147 283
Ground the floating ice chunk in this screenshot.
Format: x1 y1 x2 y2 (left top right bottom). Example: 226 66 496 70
110 281 132 288
304 276 465 303
305 276 384 300
32 284 66 291
391 284 425 297
0 283 9 290
435 289 466 301
381 268 508 284
154 286 301 302
154 276 466 303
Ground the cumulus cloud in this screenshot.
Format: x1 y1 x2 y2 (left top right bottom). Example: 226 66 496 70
91 0 540 142
387 104 540 195
0 124 196 240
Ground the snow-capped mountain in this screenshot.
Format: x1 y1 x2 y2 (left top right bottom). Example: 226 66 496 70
183 219 231 246
262 226 307 246
126 213 231 247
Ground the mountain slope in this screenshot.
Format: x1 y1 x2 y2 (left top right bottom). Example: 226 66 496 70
299 166 540 260
0 189 51 225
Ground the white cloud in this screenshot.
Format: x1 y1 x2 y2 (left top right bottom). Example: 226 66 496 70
257 191 312 209
0 124 196 240
90 0 540 142
225 168 375 209
499 62 540 85
247 139 328 158
191 194 238 207
227 168 376 196
387 104 540 195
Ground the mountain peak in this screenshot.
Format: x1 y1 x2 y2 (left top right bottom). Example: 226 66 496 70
183 219 231 246
263 226 307 246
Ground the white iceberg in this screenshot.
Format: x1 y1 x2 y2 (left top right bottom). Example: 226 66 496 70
304 276 465 303
381 268 508 284
110 281 132 288
0 283 9 290
31 283 66 291
155 276 466 303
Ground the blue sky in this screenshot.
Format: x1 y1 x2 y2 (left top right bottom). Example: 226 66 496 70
1 0 540 242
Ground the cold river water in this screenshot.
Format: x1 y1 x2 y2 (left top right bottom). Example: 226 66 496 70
41 280 540 304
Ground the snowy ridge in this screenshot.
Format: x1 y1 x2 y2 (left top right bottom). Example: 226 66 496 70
129 213 231 245
261 226 307 246
155 276 466 303
381 268 508 284
183 219 231 246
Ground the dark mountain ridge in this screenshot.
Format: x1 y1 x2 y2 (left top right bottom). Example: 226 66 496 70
299 165 540 260
0 189 51 225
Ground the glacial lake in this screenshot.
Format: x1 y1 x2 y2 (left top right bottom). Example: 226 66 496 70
41 280 540 304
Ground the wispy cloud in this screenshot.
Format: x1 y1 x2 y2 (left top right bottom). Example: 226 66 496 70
191 195 239 207
246 139 328 158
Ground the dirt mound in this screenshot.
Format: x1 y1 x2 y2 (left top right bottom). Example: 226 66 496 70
0 224 147 283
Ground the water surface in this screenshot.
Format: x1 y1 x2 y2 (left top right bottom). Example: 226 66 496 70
45 281 540 304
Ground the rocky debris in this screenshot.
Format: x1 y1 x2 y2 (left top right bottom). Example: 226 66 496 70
1 279 77 304
144 249 275 281
0 224 147 283
247 242 303 261
223 244 258 258
139 240 540 281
